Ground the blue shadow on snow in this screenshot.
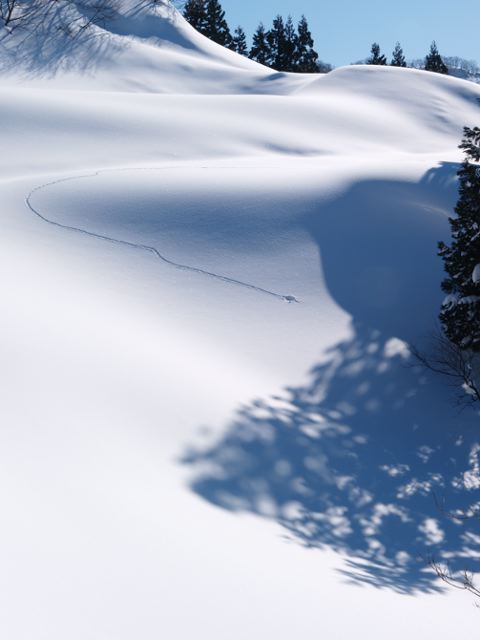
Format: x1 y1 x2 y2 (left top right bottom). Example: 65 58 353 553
181 162 480 595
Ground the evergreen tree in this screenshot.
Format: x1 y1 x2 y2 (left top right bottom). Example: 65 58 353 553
205 0 232 48
282 15 298 71
424 41 448 74
367 42 387 65
439 127 480 350
391 41 407 67
183 0 208 35
232 25 247 56
249 22 269 66
266 15 286 70
296 14 319 73
251 13 325 73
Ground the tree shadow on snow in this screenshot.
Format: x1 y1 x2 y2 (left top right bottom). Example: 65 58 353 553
181 162 480 595
0 1 223 78
0 1 142 76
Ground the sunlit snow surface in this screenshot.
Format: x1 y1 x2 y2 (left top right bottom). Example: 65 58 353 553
1 1 480 638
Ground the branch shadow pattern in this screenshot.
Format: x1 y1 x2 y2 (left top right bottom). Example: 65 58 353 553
0 1 125 76
182 163 480 595
0 1 210 77
182 326 480 594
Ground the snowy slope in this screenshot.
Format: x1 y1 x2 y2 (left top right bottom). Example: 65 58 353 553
0 0 303 94
2 2 480 639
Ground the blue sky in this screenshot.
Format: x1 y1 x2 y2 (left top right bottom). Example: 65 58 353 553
218 0 479 67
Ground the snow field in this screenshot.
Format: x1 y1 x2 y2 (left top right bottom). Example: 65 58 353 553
1 1 480 638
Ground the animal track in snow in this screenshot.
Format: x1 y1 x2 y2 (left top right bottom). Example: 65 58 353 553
25 168 300 303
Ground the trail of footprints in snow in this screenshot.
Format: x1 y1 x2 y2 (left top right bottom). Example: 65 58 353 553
25 168 299 303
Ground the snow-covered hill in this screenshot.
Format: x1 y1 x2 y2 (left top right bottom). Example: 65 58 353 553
2 2 480 638
0 0 304 94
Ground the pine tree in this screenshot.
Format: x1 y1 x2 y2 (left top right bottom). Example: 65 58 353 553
183 0 208 35
296 15 319 73
232 26 247 56
249 22 269 66
205 0 232 48
367 42 387 65
424 41 448 74
391 41 407 67
282 15 298 71
266 15 287 70
438 127 480 350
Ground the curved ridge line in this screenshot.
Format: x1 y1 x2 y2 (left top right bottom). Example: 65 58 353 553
25 168 300 304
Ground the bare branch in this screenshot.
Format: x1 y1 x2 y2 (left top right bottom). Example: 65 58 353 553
411 330 480 406
431 558 480 599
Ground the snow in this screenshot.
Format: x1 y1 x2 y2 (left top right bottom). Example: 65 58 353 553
472 263 480 283
442 293 459 309
2 1 480 638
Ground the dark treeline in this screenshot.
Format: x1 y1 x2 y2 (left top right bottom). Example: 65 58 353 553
183 0 451 76
183 0 330 73
365 40 449 74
